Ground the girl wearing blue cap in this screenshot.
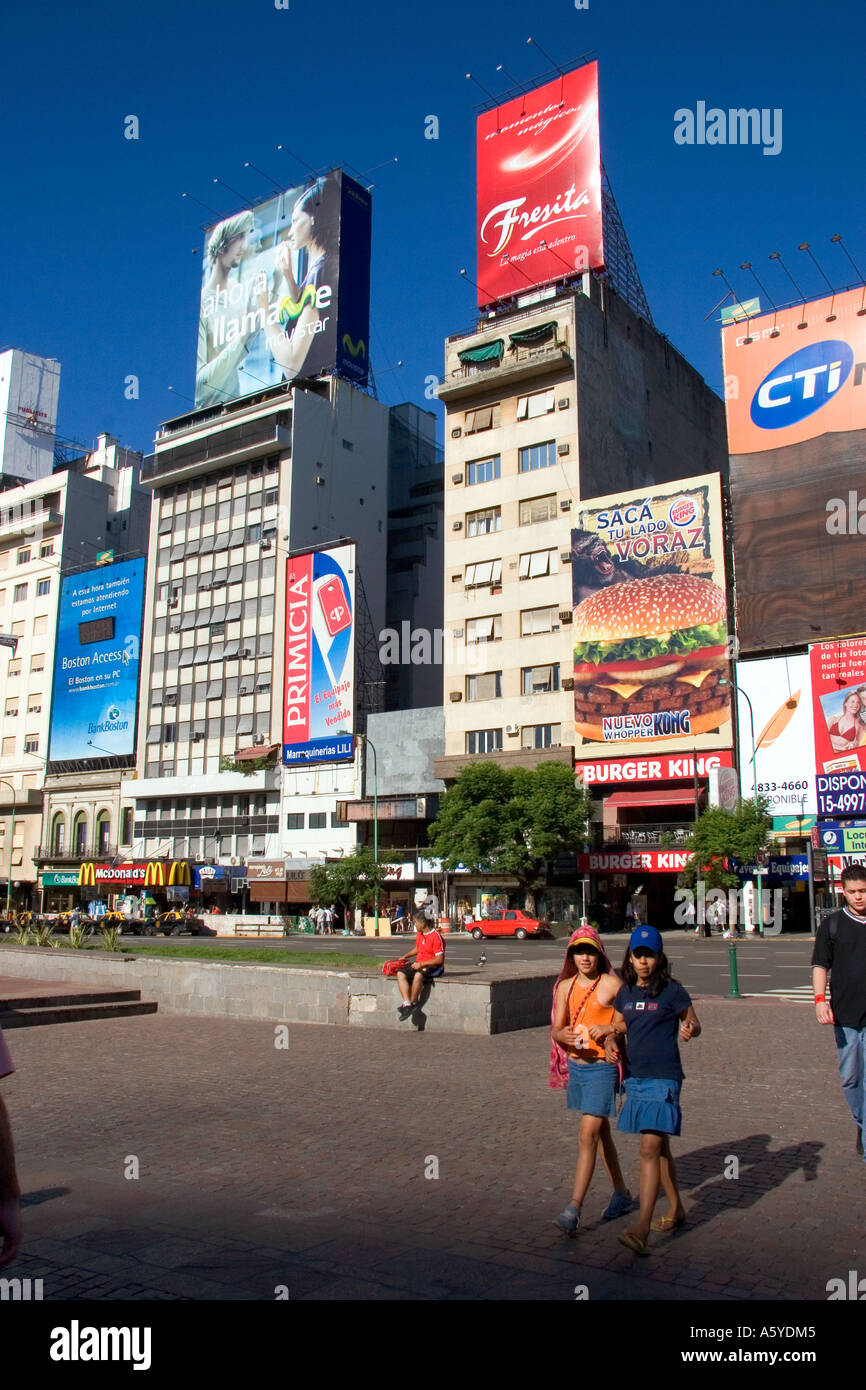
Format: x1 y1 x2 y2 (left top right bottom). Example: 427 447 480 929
605 926 701 1256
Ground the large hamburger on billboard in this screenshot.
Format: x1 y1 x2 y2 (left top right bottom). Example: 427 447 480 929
476 62 603 309
571 475 732 756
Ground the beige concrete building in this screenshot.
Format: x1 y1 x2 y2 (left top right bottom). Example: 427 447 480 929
434 280 728 783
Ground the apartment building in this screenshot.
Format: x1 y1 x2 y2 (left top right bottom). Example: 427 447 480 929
0 435 150 908
434 279 729 876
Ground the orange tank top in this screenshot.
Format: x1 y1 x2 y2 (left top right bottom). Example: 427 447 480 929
567 978 614 1061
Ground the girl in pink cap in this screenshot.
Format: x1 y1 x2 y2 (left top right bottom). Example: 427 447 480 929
550 927 633 1235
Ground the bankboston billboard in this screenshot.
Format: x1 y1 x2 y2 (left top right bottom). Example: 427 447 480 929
283 544 355 765
476 63 603 309
195 169 371 408
48 559 145 767
571 474 732 758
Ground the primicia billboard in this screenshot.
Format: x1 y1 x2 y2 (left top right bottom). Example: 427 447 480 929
283 543 355 765
48 558 145 768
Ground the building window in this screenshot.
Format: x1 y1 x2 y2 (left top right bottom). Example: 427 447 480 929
466 615 502 644
464 405 500 434
27 698 41 714
1 737 14 756
30 655 44 673
522 723 561 749
72 813 87 855
519 548 558 579
51 814 66 854
6 663 20 678
519 494 557 526
36 579 50 596
308 812 326 829
23 736 38 753
519 441 556 473
13 584 26 602
17 549 30 565
466 671 502 701
516 388 555 420
466 506 501 537
40 543 54 558
466 728 503 755
163 724 177 744
4 699 17 717
522 664 561 694
120 807 133 844
466 455 501 486
521 606 558 636
96 811 111 855
33 615 47 634
286 812 303 830
330 811 343 827
464 559 502 588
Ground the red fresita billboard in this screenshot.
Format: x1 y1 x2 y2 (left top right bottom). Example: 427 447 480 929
476 63 603 309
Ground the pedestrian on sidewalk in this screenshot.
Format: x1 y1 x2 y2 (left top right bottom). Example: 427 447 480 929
812 862 866 1159
395 913 445 1018
0 1024 21 1270
550 928 634 1236
605 926 701 1256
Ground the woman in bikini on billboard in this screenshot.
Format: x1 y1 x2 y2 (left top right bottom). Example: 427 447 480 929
828 691 866 754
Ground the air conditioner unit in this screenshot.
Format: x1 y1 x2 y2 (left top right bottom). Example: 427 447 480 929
242 648 253 658
239 686 249 695
260 538 272 549
452 573 463 582
449 691 462 702
451 428 462 439
171 624 181 632
557 443 570 456
193 732 205 742
490 585 502 594
558 611 573 624
562 677 575 691
560 551 572 563
551 624 560 632
452 521 463 530
505 723 520 736
451 473 463 484
557 398 570 409
453 629 464 639
253 733 266 745
560 500 571 511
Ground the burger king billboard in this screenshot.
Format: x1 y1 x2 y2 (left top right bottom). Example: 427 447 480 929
571 474 732 757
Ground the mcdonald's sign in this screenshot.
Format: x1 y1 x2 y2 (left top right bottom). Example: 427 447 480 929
78 862 97 888
144 862 166 888
168 861 191 887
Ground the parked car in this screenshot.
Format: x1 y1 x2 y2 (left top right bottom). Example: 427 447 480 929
467 909 551 940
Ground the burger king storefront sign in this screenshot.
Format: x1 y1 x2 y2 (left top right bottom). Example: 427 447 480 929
577 751 734 785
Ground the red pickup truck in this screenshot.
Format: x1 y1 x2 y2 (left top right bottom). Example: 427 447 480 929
467 909 550 940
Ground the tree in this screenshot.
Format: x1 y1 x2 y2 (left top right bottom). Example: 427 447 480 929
308 845 392 915
680 796 772 890
428 761 591 895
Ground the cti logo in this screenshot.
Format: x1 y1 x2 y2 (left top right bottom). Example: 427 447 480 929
750 339 854 430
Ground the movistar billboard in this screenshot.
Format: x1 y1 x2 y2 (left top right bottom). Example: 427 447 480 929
48 558 145 765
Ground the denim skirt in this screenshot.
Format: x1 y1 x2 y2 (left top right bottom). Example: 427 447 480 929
616 1077 682 1135
566 1059 619 1118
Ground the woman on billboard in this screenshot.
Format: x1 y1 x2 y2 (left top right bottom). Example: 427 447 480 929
257 176 338 383
828 691 866 753
196 210 259 407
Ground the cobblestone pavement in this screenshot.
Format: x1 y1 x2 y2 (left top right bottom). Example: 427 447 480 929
1 996 861 1301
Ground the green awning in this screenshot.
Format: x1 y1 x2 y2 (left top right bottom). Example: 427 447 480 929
508 321 557 347
457 339 505 364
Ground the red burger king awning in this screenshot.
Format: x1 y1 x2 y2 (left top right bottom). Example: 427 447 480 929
604 789 698 810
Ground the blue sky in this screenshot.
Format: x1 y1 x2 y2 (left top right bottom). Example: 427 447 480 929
1 0 863 457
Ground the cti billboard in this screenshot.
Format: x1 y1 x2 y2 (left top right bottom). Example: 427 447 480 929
735 654 816 816
571 474 732 758
48 559 145 767
722 288 866 455
195 169 371 408
283 543 355 765
476 63 603 309
723 288 866 652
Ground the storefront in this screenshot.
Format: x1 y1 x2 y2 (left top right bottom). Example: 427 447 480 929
577 849 694 931
40 861 193 914
247 859 313 913
193 863 247 912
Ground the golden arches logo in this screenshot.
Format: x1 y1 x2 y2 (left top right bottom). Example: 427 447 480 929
278 284 317 323
144 862 165 887
342 334 367 359
169 861 191 887
78 863 96 887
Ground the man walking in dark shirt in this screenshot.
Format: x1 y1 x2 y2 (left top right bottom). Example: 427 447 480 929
0 1024 21 1268
812 863 866 1159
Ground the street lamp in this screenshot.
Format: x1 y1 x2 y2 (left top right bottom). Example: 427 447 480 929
737 686 764 935
0 779 16 920
354 732 379 929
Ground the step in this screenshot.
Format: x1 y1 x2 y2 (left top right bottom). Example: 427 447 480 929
0 989 144 1012
0 1000 159 1029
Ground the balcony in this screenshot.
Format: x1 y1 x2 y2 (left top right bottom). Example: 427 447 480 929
437 341 572 403
34 844 119 864
611 824 694 849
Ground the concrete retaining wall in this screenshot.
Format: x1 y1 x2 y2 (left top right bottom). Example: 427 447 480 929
0 948 555 1035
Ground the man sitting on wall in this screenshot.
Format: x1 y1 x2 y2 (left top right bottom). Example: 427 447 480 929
395 913 445 1019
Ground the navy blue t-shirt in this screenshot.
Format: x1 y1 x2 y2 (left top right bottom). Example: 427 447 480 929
613 981 692 1081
